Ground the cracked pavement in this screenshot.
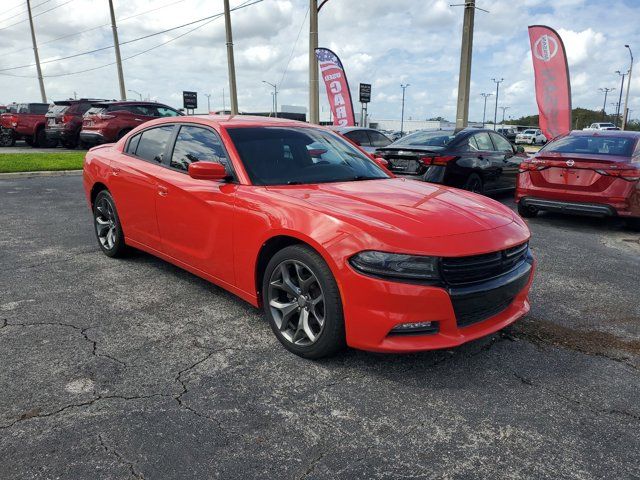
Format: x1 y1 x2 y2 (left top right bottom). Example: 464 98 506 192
0 175 638 479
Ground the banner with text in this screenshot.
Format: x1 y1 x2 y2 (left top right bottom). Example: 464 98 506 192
315 48 356 126
528 25 572 140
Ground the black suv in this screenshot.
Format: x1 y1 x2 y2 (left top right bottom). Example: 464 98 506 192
45 99 105 149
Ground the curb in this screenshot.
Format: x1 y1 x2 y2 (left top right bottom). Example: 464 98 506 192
0 170 82 179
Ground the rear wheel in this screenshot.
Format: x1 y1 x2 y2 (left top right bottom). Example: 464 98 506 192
262 245 345 359
93 190 127 258
517 202 538 218
463 173 484 194
62 133 78 149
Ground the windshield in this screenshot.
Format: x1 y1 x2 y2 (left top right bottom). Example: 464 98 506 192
392 130 455 147
541 135 636 156
226 127 389 186
522 130 536 134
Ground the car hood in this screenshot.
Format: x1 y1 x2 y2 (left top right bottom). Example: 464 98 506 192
266 178 516 239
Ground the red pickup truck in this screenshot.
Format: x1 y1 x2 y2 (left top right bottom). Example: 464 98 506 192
0 103 56 147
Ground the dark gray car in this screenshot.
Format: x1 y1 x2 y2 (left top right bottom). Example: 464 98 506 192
330 127 392 154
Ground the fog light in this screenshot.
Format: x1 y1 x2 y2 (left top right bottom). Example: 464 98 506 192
389 321 439 336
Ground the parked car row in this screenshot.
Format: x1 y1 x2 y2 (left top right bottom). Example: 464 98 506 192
0 100 182 149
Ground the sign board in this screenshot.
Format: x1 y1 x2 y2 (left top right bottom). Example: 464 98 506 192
359 83 372 103
183 91 198 110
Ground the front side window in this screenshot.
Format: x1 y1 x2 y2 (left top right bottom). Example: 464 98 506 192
473 132 495 151
170 126 229 172
490 132 513 152
226 127 389 186
368 130 391 147
135 125 174 163
344 129 370 147
157 107 180 117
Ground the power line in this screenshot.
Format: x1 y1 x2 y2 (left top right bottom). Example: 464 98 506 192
1 0 262 79
0 0 74 32
279 5 309 88
0 0 189 56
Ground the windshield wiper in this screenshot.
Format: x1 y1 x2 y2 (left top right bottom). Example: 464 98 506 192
286 180 304 185
351 175 384 181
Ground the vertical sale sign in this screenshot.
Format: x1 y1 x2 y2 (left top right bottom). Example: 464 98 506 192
315 48 356 126
528 26 572 140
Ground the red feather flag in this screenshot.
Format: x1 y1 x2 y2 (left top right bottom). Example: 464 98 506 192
315 48 356 126
528 25 572 140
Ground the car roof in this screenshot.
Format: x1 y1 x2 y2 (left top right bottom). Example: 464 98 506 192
569 129 640 138
177 114 315 128
328 126 376 133
54 98 106 105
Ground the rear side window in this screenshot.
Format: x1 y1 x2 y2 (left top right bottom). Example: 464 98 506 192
368 130 391 147
170 125 229 172
473 132 494 151
126 133 141 155
490 132 513 152
344 130 371 147
135 125 174 163
157 107 180 117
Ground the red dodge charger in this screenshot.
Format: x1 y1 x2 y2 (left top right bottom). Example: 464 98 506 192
83 115 535 358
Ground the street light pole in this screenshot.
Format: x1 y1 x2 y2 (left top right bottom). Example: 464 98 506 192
492 78 503 130
615 70 627 127
599 87 615 119
108 0 126 101
128 89 142 101
223 0 239 115
262 81 278 118
205 93 211 113
400 84 410 136
454 0 475 130
622 45 634 130
480 93 493 127
309 0 320 124
500 106 510 126
26 0 46 103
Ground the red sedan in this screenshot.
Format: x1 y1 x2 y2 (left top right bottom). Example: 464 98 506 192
83 115 535 359
516 130 640 229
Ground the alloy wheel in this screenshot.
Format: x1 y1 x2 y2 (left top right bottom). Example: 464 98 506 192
267 260 325 346
95 197 117 250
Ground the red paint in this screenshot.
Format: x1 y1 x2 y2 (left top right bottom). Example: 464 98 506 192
84 115 534 353
516 131 640 218
315 48 356 127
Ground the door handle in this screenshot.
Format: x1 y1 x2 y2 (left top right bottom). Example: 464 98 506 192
112 167 121 176
158 185 168 197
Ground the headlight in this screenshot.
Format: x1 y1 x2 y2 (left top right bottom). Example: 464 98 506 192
349 251 440 281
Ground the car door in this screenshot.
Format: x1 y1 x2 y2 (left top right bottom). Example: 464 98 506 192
154 124 237 285
470 132 502 191
490 132 521 190
108 124 175 249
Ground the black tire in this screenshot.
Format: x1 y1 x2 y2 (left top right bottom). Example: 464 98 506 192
35 128 56 148
463 173 484 194
262 244 345 359
93 190 127 258
626 217 640 232
25 137 33 146
0 133 15 147
62 134 78 149
517 202 538 218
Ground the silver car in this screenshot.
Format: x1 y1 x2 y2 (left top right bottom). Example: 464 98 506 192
330 127 392 154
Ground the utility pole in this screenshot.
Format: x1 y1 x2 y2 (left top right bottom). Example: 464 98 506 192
205 93 211 113
599 87 615 119
480 93 493 127
622 45 633 130
400 84 410 136
262 81 278 118
108 0 126 101
26 0 46 102
223 0 239 115
615 70 626 126
309 0 319 124
500 106 510 126
492 78 503 130
454 0 475 130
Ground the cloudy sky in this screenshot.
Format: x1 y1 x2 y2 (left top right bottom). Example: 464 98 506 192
0 0 638 123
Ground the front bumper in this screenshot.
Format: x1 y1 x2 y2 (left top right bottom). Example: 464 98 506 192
340 253 535 353
79 131 107 146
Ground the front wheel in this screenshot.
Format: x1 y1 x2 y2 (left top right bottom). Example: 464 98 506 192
0 132 15 147
262 245 345 359
93 190 127 257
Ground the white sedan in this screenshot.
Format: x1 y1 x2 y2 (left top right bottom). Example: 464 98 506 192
515 129 547 145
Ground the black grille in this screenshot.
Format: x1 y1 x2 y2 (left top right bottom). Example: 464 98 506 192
440 242 529 286
451 264 532 328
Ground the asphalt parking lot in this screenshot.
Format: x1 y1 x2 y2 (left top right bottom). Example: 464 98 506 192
1 175 638 479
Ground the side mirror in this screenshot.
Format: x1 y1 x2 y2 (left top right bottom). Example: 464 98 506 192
188 162 227 180
515 145 525 154
374 157 389 168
